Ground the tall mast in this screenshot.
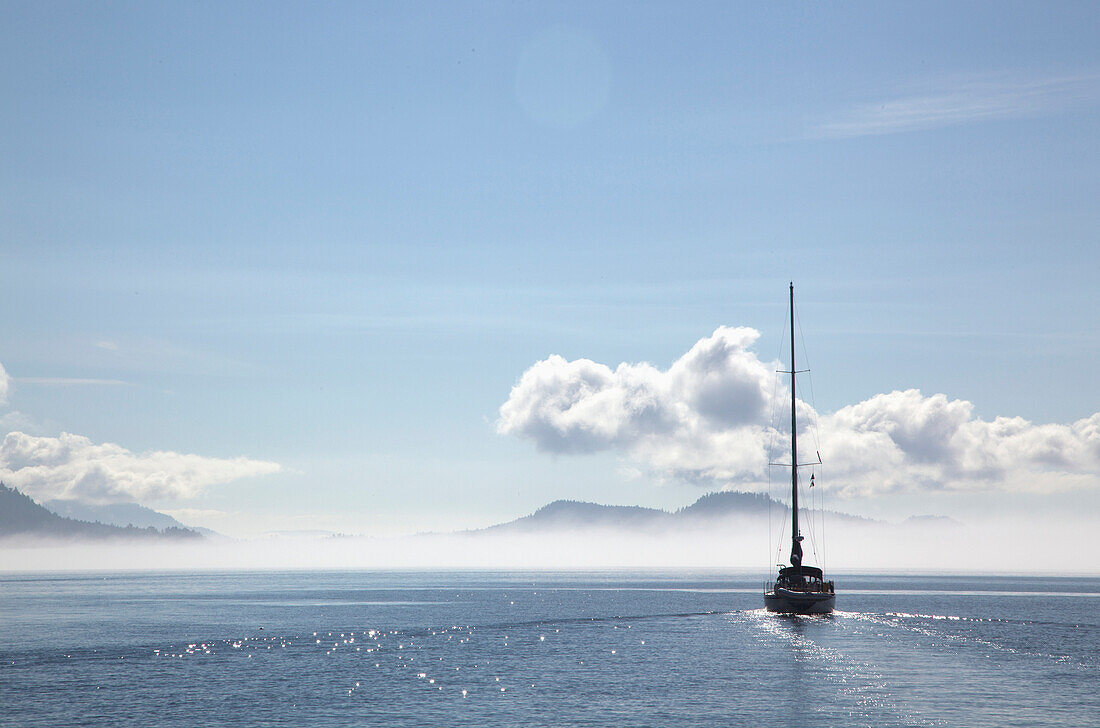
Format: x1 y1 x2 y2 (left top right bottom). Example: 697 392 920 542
789 282 803 568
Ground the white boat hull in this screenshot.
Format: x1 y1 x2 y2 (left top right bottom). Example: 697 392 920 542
764 588 835 615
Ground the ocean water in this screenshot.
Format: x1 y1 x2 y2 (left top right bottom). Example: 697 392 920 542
1 570 1097 727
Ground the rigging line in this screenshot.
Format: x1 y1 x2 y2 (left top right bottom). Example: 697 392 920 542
768 368 784 570
767 293 790 570
813 468 829 571
815 468 822 570
770 393 778 576
805 479 822 571
794 303 823 458
787 299 822 567
792 296 827 571
821 467 828 572
803 471 827 569
815 475 826 568
802 479 820 565
804 477 812 555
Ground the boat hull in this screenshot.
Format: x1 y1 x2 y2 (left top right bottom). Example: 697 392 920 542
764 588 835 615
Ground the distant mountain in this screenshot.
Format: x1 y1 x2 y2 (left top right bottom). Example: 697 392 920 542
675 491 774 519
481 500 670 533
902 514 965 529
43 500 188 530
261 530 345 539
474 490 888 535
0 484 201 541
677 490 880 526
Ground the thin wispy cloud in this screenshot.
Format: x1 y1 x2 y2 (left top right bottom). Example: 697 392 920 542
15 377 133 387
816 74 1100 139
0 358 282 505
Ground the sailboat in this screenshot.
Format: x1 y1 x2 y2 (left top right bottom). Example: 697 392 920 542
764 283 836 614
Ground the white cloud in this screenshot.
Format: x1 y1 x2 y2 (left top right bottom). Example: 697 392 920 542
816 74 1099 138
499 328 1100 497
0 431 281 504
498 327 789 483
498 327 782 481
0 362 10 405
0 359 280 506
823 396 1100 496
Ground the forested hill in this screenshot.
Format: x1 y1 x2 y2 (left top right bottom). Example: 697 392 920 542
0 484 201 541
474 490 882 534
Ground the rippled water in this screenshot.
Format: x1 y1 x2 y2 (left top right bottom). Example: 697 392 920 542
1 571 1097 727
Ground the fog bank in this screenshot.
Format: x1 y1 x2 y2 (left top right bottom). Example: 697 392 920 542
2 516 1094 574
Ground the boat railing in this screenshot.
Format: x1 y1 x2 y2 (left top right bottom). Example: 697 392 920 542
767 578 835 594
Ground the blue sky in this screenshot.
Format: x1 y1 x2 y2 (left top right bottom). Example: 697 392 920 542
1 2 1098 536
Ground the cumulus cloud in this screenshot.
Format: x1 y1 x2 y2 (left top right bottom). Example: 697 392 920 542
0 431 281 504
498 327 782 483
498 328 1100 497
823 394 1100 496
0 362 10 405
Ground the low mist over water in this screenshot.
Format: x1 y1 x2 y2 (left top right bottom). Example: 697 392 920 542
2 514 1093 573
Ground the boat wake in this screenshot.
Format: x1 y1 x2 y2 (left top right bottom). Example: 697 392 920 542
736 609 939 727
834 610 1096 671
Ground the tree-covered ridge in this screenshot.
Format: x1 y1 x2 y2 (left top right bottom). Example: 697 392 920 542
0 483 201 540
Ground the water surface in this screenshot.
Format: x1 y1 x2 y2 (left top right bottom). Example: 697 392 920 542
1 571 1096 727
